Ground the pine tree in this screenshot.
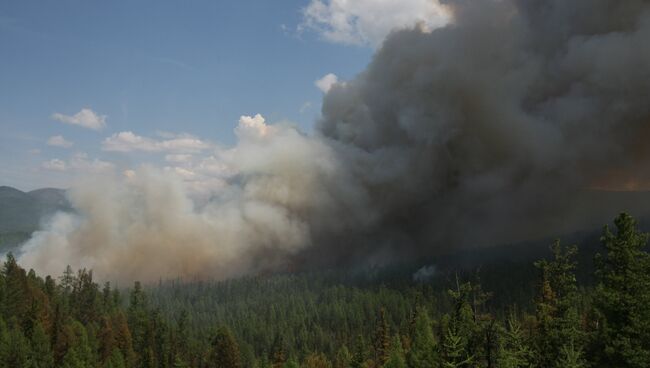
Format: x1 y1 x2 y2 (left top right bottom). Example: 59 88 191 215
446 277 491 365
333 345 351 368
271 335 287 368
0 317 9 364
383 335 406 368
350 335 367 368
303 352 332 368
127 281 148 361
98 316 116 364
172 355 189 368
555 342 585 368
374 308 391 366
592 213 650 367
60 321 97 368
406 307 437 368
3 253 29 325
282 357 299 368
30 321 54 368
59 265 75 298
441 327 473 368
105 349 127 368
497 317 532 368
533 240 584 367
5 321 32 367
207 326 241 368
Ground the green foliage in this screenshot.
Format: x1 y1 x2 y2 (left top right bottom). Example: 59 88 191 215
533 240 584 367
383 335 406 368
281 357 299 368
374 307 390 366
350 334 366 368
496 317 532 368
0 213 648 368
31 321 55 368
303 352 331 368
333 345 351 368
441 327 473 368
207 326 241 368
5 320 32 367
592 213 650 367
555 342 585 368
406 307 437 368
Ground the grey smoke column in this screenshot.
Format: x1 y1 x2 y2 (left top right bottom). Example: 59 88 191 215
308 0 650 261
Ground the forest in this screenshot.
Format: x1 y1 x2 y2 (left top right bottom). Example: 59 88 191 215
0 212 649 368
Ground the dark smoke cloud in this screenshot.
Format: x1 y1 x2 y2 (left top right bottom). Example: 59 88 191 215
20 0 650 282
311 0 650 258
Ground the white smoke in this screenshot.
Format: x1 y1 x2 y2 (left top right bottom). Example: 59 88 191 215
20 116 370 283
413 265 437 282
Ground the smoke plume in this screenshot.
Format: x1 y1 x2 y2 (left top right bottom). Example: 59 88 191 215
19 0 650 282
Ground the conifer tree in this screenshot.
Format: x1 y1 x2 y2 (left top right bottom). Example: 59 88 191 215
4 320 32 367
333 345 352 368
0 317 9 364
406 307 437 368
533 240 583 367
98 315 116 364
303 352 332 368
270 336 287 368
3 253 29 325
127 281 149 361
441 327 473 368
374 307 390 366
60 321 97 368
172 355 189 368
497 317 532 368
555 342 585 368
207 326 241 368
282 357 299 368
350 334 367 368
106 349 127 368
113 311 136 367
592 213 650 367
383 335 406 368
30 321 54 368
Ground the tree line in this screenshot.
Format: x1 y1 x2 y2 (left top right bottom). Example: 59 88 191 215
0 213 649 367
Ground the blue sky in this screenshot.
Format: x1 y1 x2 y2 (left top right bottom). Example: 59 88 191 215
0 0 447 190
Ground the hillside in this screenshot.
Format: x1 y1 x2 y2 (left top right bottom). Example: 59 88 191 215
0 186 70 250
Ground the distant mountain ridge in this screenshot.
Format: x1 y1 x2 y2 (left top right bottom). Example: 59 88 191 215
0 186 71 233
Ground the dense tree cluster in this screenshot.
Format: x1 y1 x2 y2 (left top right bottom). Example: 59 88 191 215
1 213 649 367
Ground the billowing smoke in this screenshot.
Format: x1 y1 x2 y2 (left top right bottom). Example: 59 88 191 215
19 0 650 282
20 120 372 283
413 265 437 283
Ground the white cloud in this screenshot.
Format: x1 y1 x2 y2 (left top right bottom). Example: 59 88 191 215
102 132 211 153
300 0 450 46
51 108 107 130
68 152 114 172
42 159 67 171
42 153 114 173
235 114 272 140
47 135 73 148
315 73 339 93
165 154 193 163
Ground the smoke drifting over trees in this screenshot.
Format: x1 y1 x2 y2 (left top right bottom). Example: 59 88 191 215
19 0 650 282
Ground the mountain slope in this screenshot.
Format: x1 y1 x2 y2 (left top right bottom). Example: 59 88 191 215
0 186 70 232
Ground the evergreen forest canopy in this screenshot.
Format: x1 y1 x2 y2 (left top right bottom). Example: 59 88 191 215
1 213 650 368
